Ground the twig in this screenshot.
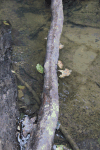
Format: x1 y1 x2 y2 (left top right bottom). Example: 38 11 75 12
12 70 40 105
59 124 80 150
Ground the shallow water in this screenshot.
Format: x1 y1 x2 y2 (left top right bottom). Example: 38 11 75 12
1 0 100 149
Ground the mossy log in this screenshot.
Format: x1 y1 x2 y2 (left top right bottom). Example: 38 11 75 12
26 0 64 149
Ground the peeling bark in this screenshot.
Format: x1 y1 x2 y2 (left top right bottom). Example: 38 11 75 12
26 0 64 149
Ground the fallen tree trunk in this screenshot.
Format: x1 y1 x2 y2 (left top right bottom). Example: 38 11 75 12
0 20 19 150
26 0 64 149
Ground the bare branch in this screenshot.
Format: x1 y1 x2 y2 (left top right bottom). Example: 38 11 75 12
26 0 64 149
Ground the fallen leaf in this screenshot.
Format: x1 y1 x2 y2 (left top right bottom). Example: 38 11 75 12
58 68 72 78
18 85 25 90
11 70 15 73
58 60 63 69
3 20 10 25
59 43 64 49
18 90 24 99
36 64 44 74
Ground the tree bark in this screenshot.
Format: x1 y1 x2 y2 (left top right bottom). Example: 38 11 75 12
0 21 19 150
26 0 64 149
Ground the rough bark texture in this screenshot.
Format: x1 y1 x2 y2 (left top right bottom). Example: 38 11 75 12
26 0 64 149
0 21 19 150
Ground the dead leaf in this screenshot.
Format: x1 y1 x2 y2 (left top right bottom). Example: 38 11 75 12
58 68 72 78
58 60 63 69
44 37 47 39
18 90 24 99
3 21 10 25
18 85 25 90
59 43 64 49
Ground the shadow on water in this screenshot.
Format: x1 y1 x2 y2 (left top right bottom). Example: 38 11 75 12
0 0 100 149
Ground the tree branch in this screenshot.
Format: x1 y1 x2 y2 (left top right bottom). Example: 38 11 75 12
26 0 64 149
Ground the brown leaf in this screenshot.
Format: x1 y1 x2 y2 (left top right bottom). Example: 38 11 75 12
58 68 72 78
59 43 64 49
58 60 63 69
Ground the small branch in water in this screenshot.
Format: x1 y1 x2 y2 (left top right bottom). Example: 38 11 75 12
59 124 80 150
12 70 40 106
